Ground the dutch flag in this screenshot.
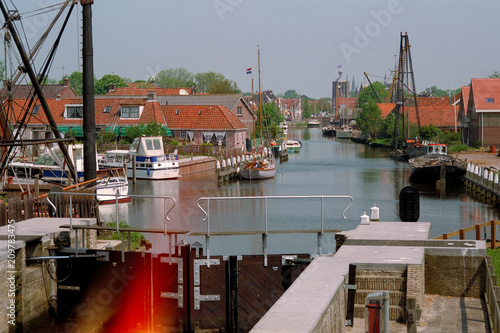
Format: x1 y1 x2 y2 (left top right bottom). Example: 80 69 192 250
246 68 252 74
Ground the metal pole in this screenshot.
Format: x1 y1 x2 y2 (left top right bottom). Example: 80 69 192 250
81 0 96 181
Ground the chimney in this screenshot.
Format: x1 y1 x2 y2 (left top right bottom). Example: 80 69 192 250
109 84 116 91
148 92 156 101
63 78 70 87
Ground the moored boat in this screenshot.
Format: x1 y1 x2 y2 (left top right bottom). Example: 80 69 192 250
408 144 466 185
336 126 352 139
322 126 336 137
284 139 302 153
240 157 276 180
307 119 320 128
98 136 179 180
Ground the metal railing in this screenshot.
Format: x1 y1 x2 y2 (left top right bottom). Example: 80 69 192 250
45 191 182 260
485 256 500 332
195 195 354 266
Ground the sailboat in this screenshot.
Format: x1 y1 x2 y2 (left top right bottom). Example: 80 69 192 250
240 46 276 180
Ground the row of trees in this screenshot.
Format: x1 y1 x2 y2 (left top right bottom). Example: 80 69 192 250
58 68 241 95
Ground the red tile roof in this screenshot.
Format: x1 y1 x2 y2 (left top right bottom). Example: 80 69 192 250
470 78 500 111
377 101 456 128
5 98 169 127
376 103 396 118
162 105 246 130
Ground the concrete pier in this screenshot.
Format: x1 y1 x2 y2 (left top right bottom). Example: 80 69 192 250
0 218 97 332
250 221 487 333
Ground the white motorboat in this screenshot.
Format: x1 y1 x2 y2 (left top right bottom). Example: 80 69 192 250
284 139 302 153
98 136 179 180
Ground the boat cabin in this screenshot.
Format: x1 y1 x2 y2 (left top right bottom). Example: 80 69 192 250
427 143 447 155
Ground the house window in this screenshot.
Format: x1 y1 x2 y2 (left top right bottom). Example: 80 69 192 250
121 106 139 118
237 106 242 116
104 106 112 113
486 98 495 103
180 131 187 139
66 105 83 119
32 105 41 115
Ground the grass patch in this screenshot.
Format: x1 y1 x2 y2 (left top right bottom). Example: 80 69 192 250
487 248 500 285
102 221 145 250
448 144 471 154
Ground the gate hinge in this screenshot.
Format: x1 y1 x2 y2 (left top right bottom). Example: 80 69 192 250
161 285 184 308
194 287 220 310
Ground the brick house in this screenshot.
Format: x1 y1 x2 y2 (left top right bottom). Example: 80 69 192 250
461 78 500 147
162 105 247 150
160 94 254 138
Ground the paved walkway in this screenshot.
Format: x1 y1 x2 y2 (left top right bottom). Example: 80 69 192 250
347 295 491 332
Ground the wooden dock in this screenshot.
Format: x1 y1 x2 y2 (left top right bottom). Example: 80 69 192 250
464 162 500 205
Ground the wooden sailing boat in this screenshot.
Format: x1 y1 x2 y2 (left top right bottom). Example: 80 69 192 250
240 46 276 180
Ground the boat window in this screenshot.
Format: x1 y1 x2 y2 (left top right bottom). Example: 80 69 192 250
146 139 153 151
153 139 162 150
124 155 130 163
116 155 123 162
130 138 140 152
34 154 56 165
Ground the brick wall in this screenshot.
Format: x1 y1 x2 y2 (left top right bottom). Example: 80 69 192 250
425 253 485 297
312 274 348 333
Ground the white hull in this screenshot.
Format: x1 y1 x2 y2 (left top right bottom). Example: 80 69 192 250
336 131 352 139
98 137 179 180
98 161 179 180
240 167 276 180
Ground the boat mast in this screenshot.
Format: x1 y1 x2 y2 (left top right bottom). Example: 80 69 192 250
81 0 96 181
0 1 78 182
251 72 255 148
258 45 263 145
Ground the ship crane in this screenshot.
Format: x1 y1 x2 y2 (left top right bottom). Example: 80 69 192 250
392 32 421 151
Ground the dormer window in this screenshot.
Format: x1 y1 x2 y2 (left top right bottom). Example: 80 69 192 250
104 106 112 113
120 106 139 118
485 98 495 103
65 105 83 119
32 105 40 115
176 110 180 115
198 110 202 115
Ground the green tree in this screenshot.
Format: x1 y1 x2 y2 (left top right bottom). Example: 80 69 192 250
255 103 284 139
156 68 195 88
302 98 311 119
124 125 145 143
489 71 500 78
97 129 117 144
356 100 384 139
94 74 129 95
420 124 440 141
143 121 168 136
207 78 240 94
358 81 388 105
58 71 83 95
315 98 332 113
283 90 298 99
194 71 240 94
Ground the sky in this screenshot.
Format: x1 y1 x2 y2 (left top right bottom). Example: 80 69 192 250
3 0 500 100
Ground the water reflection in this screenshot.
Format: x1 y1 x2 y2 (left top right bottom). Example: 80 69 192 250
99 128 500 255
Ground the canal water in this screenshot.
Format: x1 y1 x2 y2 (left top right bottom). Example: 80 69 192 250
99 128 500 256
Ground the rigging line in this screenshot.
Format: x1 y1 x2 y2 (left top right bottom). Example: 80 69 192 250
0 2 73 178
7 0 71 87
19 2 67 17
